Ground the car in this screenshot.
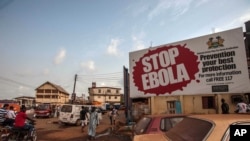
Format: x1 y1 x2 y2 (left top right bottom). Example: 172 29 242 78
133 114 250 141
34 104 53 118
133 114 186 136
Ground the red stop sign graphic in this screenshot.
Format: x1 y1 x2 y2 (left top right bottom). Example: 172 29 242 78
132 44 199 95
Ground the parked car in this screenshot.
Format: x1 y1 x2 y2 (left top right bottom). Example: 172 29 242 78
133 114 186 136
34 104 53 118
133 114 250 141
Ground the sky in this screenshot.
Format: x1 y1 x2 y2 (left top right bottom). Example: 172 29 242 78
0 0 250 99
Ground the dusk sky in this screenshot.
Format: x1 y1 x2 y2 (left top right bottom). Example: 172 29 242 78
0 0 250 99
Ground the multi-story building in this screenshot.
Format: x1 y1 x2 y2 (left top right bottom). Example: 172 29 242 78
88 82 122 108
35 81 69 105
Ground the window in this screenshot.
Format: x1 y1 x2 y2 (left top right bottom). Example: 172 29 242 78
36 95 43 98
202 96 215 109
167 101 176 114
115 96 117 99
116 89 119 93
98 96 101 98
109 96 111 99
160 117 184 131
61 105 72 112
107 89 111 93
52 90 58 93
134 117 151 135
231 95 243 104
98 89 101 93
45 89 51 93
37 89 44 93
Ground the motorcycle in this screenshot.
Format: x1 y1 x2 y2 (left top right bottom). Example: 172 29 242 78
0 120 37 141
0 125 12 141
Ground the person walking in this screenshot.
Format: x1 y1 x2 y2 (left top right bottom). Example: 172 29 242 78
88 107 98 140
221 98 229 114
109 108 119 125
80 106 87 132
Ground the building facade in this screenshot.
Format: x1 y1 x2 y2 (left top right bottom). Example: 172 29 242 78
127 25 250 121
14 96 35 108
88 82 122 107
35 81 69 105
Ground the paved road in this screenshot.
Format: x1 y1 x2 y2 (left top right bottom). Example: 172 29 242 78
33 110 132 141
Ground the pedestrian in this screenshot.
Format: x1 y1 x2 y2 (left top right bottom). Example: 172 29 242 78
234 99 248 113
109 108 119 125
221 98 229 114
108 109 113 125
57 105 61 117
5 105 16 126
88 107 98 140
0 104 9 126
80 106 87 132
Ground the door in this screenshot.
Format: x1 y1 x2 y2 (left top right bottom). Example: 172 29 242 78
166 101 182 114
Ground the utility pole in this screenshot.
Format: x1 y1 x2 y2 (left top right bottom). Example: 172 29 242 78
244 21 250 59
71 74 77 104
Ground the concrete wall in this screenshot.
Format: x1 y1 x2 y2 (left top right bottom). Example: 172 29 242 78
149 93 246 115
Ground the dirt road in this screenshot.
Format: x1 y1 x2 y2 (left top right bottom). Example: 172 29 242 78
35 110 132 141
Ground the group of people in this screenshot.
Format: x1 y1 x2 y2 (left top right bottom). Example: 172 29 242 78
80 106 119 140
0 104 16 126
221 98 250 114
0 104 35 137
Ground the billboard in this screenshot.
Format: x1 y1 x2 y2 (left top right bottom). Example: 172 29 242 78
129 27 250 98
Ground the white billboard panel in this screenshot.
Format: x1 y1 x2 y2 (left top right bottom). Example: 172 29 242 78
129 28 250 98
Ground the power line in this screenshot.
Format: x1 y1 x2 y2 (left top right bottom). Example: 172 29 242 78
0 76 35 89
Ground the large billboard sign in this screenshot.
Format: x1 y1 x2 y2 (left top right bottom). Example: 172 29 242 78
129 28 250 98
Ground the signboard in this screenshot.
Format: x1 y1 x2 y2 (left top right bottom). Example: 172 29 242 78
129 27 250 98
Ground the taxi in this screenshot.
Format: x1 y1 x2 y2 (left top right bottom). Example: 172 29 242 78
133 114 250 141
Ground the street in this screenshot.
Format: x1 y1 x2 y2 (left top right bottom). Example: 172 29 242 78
34 110 132 141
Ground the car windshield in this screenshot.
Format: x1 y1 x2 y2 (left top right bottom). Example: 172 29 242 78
61 105 72 112
160 117 184 131
37 105 49 110
134 117 151 135
165 117 214 141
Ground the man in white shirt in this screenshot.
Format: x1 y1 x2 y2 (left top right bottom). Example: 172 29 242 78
235 99 248 113
5 106 16 126
7 106 16 119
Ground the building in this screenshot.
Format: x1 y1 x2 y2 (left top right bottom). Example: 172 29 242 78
88 82 122 109
35 81 70 105
14 96 35 108
127 26 250 120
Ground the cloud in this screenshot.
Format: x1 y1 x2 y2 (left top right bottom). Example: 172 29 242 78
80 60 96 72
148 0 193 20
106 38 121 56
54 48 66 65
217 11 250 32
195 0 210 7
132 32 146 51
